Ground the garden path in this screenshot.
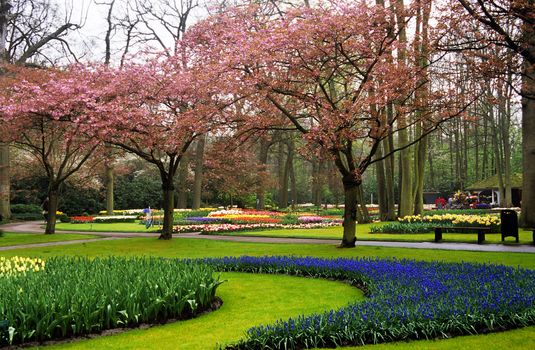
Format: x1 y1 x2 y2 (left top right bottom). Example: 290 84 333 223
1 221 535 253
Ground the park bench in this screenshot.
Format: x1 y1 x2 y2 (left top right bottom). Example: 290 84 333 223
435 210 522 245
434 226 492 244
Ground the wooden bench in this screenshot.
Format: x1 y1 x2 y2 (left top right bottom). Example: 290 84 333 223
434 226 493 244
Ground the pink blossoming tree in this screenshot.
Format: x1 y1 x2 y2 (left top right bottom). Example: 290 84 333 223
91 53 233 239
0 65 104 233
191 1 471 247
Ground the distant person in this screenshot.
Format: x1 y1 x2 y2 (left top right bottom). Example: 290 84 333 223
143 206 153 228
42 197 49 222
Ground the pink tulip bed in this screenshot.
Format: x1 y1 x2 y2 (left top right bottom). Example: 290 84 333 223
173 209 342 234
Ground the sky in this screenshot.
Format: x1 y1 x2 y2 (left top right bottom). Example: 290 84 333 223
51 0 208 64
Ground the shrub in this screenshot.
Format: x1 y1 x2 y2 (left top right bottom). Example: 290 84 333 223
10 204 42 214
281 214 299 225
0 230 4 237
0 256 222 346
10 212 44 221
57 213 70 223
9 204 43 221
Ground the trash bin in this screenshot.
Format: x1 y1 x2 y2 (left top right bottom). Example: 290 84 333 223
501 209 519 243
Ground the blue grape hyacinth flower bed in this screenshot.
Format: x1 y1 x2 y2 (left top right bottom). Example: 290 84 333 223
202 256 535 349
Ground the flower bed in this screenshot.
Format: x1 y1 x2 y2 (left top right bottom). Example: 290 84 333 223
172 222 341 234
372 214 501 234
70 216 94 223
205 209 342 226
93 215 137 223
0 257 222 347
203 256 535 349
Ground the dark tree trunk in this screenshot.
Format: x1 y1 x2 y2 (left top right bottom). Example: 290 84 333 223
45 188 59 234
105 165 114 215
177 154 189 209
340 177 359 248
280 140 293 209
0 143 10 221
159 162 179 240
521 32 535 226
160 182 175 240
192 136 205 210
375 144 389 221
256 139 270 210
356 184 370 224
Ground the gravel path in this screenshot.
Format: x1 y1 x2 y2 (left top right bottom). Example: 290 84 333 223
1 221 534 253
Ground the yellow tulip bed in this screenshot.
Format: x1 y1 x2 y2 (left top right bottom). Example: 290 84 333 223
372 214 501 234
0 256 46 278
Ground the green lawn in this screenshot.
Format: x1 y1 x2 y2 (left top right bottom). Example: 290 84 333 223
55 222 161 233
1 236 533 349
0 232 100 247
211 223 535 244
55 221 535 245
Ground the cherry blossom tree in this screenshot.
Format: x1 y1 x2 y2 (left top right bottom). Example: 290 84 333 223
0 65 104 233
191 1 471 247
91 52 232 239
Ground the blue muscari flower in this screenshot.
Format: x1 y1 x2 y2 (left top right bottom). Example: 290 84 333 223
195 256 535 348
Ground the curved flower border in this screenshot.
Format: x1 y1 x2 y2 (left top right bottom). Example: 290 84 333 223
202 256 535 349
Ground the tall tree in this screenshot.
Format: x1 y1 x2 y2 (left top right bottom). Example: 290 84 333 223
0 0 11 221
451 0 535 224
0 66 103 233
0 0 81 221
95 53 231 239
193 1 471 246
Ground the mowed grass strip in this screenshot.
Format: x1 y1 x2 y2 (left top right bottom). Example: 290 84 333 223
55 221 534 244
55 222 160 233
33 272 363 350
209 224 535 244
0 233 101 247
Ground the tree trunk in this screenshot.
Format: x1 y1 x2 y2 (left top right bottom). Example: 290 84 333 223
45 188 59 234
398 129 413 216
160 182 175 240
105 165 114 215
413 130 427 215
384 106 397 221
286 140 296 209
192 136 205 210
521 31 535 226
290 158 297 210
356 184 370 223
276 141 285 207
0 4 10 221
256 139 270 210
394 0 412 217
312 159 323 207
375 144 388 221
340 177 359 248
0 143 10 221
177 153 189 209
